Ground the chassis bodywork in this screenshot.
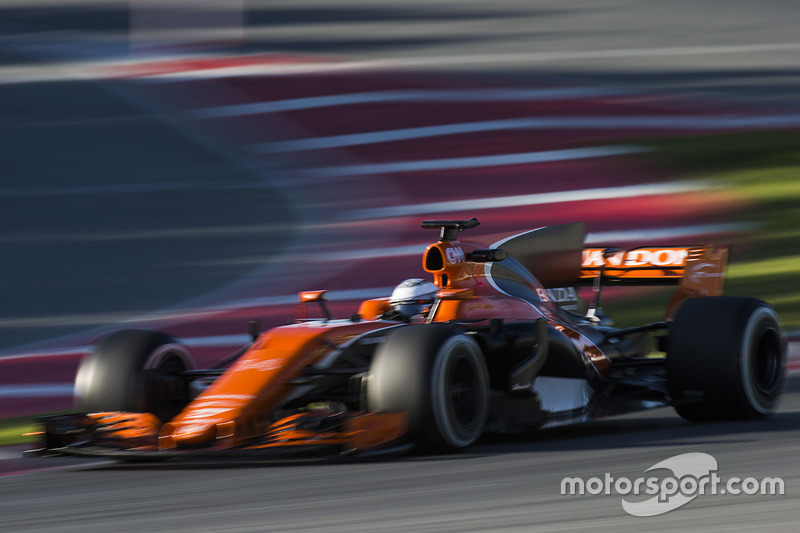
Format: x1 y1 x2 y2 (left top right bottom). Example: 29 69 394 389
28 219 786 460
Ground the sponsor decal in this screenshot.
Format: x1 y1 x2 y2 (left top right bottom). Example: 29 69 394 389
201 394 256 401
174 423 209 436
183 408 232 420
561 452 785 517
582 248 690 268
236 358 284 372
536 287 580 308
547 287 579 303
535 288 551 302
688 262 725 283
445 246 466 264
582 249 612 268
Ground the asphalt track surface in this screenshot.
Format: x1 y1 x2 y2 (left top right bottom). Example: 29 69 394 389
2 376 799 532
2 1 800 530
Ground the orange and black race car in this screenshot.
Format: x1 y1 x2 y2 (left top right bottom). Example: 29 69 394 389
27 218 788 460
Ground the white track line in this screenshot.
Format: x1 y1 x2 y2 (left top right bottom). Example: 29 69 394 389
374 42 800 69
5 42 800 84
193 88 630 117
226 287 396 310
0 335 254 363
0 181 273 198
0 384 74 398
130 42 800 81
316 244 428 262
0 450 25 460
346 181 709 220
306 145 647 179
0 347 88 362
0 461 118 477
254 115 800 153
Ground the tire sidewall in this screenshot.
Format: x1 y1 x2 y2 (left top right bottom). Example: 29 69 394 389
367 325 489 451
75 329 193 421
739 305 786 417
429 334 490 449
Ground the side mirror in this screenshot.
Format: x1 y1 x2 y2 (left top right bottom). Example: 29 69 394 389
297 290 332 322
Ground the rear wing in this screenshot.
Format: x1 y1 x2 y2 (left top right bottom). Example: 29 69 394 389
581 246 729 284
581 244 730 318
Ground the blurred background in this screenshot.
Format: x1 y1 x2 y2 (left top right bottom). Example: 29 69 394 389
2 0 799 417
1 1 799 529
2 1 798 342
0 0 798 413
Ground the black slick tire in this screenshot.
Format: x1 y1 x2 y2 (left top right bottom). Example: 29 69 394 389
667 296 787 421
74 329 194 422
367 325 489 452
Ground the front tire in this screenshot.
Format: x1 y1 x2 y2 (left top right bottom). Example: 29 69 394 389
367 325 489 452
74 329 194 422
667 297 787 421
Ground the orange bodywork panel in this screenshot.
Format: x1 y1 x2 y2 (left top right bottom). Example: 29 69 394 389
665 244 730 319
298 290 327 302
431 295 543 323
357 298 392 320
420 240 546 323
343 411 409 451
249 411 408 452
423 241 477 289
158 320 394 450
86 412 162 450
552 324 612 376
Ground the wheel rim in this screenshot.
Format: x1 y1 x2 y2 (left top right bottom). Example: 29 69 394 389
751 326 783 396
446 352 483 434
143 345 193 421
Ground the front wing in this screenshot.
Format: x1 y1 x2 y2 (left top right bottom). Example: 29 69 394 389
25 410 410 461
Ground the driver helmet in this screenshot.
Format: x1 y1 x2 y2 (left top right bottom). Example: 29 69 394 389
389 278 439 317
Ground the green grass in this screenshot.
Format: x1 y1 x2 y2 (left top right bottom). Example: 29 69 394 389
0 417 38 446
607 130 800 330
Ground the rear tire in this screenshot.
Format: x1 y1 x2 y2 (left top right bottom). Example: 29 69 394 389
367 325 489 452
74 329 195 422
667 297 787 421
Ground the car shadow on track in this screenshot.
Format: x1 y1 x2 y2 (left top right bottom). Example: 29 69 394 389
471 410 800 455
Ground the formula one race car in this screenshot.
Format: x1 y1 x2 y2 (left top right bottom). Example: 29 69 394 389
28 218 788 460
